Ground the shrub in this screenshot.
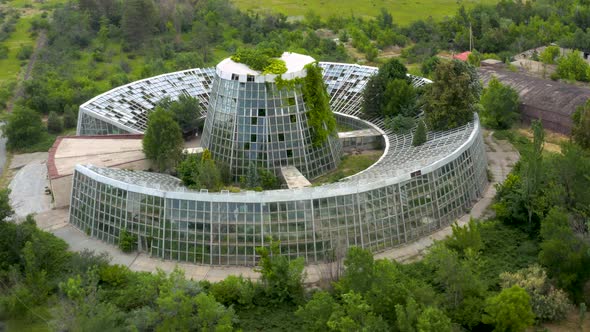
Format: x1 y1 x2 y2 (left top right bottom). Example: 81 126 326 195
16 45 33 60
118 229 136 253
63 106 77 129
500 265 571 322
256 240 305 304
0 45 8 59
47 111 63 134
482 286 535 331
210 275 256 308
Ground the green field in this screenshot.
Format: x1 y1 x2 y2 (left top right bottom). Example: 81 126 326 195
232 0 496 25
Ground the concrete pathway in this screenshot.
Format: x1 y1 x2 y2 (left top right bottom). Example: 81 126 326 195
9 153 51 218
34 132 519 284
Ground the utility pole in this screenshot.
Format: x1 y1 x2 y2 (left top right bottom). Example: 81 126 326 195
469 23 473 52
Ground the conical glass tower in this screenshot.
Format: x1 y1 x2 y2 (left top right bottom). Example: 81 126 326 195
201 52 341 180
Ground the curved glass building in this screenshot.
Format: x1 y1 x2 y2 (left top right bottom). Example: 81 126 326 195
71 61 488 266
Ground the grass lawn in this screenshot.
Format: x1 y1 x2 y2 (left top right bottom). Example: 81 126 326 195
312 150 382 185
231 0 497 25
0 15 33 84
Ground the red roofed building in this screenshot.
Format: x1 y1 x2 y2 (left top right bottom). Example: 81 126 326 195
453 51 471 62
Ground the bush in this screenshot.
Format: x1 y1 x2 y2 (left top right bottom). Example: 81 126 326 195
0 45 8 59
63 106 77 129
47 111 63 134
2 106 44 151
256 240 305 304
176 152 223 191
16 45 33 60
118 229 136 253
210 275 256 308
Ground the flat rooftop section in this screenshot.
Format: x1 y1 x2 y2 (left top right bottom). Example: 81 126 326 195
48 134 146 179
338 128 381 138
280 166 312 189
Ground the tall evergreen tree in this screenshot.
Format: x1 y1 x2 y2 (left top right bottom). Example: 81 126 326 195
412 120 428 146
522 120 544 229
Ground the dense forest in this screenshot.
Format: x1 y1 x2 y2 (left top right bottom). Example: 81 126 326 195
1 0 590 330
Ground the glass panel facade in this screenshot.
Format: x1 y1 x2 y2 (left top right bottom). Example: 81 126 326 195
70 122 487 266
201 71 341 180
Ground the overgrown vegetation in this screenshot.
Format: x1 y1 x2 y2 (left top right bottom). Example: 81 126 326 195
301 62 336 146
231 45 286 74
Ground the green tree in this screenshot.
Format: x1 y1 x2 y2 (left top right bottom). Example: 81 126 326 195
412 120 427 146
2 106 44 151
63 106 77 129
256 240 305 304
482 286 534 332
296 291 337 332
423 60 482 131
336 246 375 295
521 120 544 229
539 207 590 300
384 115 415 134
500 264 571 322
421 56 440 77
362 58 409 117
0 188 13 222
556 50 590 81
121 0 157 49
480 76 520 129
160 95 202 134
383 79 417 117
47 111 63 134
425 244 486 327
540 45 560 64
243 162 261 190
118 229 136 253
327 292 389 332
446 219 483 256
142 107 184 172
572 99 590 149
416 307 453 332
395 297 420 332
194 292 235 332
551 142 590 215
467 50 482 67
198 158 222 191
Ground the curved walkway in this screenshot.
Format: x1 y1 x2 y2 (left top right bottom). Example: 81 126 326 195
31 130 519 284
